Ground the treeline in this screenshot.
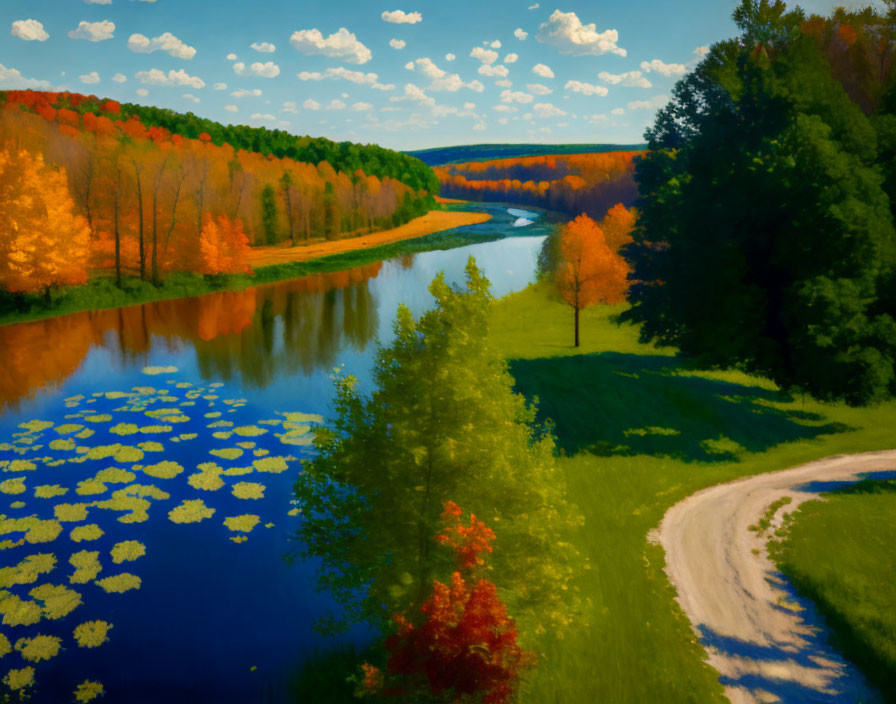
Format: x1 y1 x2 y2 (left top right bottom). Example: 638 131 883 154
0 91 435 294
435 151 642 221
0 90 438 194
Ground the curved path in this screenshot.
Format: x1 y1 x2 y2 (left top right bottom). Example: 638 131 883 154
655 450 896 704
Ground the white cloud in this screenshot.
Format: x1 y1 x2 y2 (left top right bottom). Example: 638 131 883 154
445 53 456 61
290 27 372 65
297 66 393 90
281 101 298 113
390 83 435 106
490 40 502 49
406 57 445 79
473 121 486 131
479 64 509 78
226 53 237 61
564 80 609 96
251 113 276 120
527 83 552 95
611 107 625 115
500 89 533 104
326 99 346 110
428 72 483 92
528 2 539 8
693 46 709 58
250 41 276 53
598 70 651 88
536 10 625 57
68 20 115 42
112 73 127 83
495 79 512 88
182 93 200 103
504 53 519 64
225 104 239 112
11 19 49 41
136 68 205 89
514 28 528 41
390 38 406 50
214 82 227 90
233 61 280 78
136 88 149 96
470 47 498 65
532 63 554 79
381 10 422 24
128 32 196 59
627 95 669 110
493 104 517 113
639 59 686 77
79 71 100 84
533 102 566 118
231 88 262 97
351 101 373 111
303 98 320 110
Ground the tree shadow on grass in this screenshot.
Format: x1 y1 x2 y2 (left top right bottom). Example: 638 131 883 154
508 352 851 462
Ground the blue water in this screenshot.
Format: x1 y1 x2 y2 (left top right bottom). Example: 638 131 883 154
0 203 547 703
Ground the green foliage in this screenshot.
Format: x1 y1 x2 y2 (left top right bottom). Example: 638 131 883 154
112 101 439 194
768 480 896 700
293 259 581 640
260 185 279 246
623 1 896 405
487 280 896 703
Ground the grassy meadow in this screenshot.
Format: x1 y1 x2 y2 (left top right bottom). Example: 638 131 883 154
487 281 896 703
769 481 896 702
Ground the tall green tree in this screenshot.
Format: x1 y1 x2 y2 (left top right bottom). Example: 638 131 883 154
622 0 896 405
294 258 581 639
260 184 279 245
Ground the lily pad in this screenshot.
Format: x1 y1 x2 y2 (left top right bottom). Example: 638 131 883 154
73 620 112 648
95 573 141 594
70 524 104 542
232 482 265 500
69 551 102 584
110 540 146 564
14 634 62 663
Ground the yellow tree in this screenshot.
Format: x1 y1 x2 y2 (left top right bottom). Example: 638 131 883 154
555 213 629 347
0 146 91 297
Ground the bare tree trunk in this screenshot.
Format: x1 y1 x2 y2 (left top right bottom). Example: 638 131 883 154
114 168 122 288
574 305 580 348
133 163 146 280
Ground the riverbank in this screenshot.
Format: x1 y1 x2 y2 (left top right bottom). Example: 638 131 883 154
0 208 493 327
486 281 896 703
248 210 490 268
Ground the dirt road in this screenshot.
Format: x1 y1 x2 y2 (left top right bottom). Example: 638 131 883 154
655 450 896 703
248 209 491 268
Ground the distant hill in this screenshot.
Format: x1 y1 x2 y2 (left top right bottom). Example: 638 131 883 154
406 143 648 166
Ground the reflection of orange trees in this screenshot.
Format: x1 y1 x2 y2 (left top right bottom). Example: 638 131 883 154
435 151 643 221
0 314 100 406
0 262 382 406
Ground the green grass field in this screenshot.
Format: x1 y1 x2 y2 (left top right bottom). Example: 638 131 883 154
768 480 896 701
487 281 896 702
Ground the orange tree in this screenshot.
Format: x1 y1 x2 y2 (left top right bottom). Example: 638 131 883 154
0 146 90 298
554 213 629 347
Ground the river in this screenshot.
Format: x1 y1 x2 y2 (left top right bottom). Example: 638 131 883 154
0 203 550 703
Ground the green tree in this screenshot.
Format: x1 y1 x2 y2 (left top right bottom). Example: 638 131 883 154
622 0 896 405
293 258 581 639
260 184 279 245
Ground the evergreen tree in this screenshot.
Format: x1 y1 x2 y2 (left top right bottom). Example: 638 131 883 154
260 184 279 245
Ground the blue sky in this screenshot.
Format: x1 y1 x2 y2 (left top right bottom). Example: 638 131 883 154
0 0 878 150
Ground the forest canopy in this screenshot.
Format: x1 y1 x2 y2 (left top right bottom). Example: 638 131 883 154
622 0 896 405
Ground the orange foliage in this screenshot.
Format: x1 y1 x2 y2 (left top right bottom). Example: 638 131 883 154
556 213 630 346
198 213 252 275
0 147 90 294
435 151 642 221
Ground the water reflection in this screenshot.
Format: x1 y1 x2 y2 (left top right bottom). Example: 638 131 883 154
0 262 382 407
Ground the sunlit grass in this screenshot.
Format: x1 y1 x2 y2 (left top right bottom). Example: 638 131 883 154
769 481 896 700
487 281 896 703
